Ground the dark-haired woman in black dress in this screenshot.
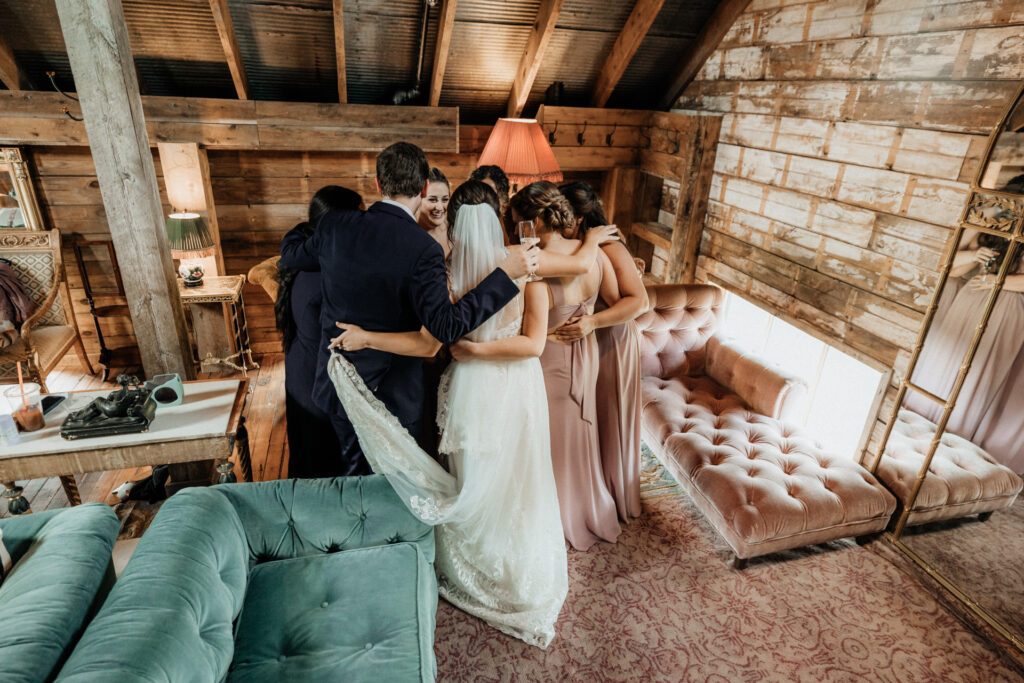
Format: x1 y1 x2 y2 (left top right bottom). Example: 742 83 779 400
276 185 364 478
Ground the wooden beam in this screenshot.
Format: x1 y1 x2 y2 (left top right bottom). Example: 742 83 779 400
209 0 249 100
0 32 20 90
428 0 458 107
658 0 752 110
0 91 460 152
591 0 666 108
506 0 564 118
54 0 194 379
333 0 347 103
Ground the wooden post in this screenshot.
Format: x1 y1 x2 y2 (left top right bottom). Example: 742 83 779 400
54 0 194 380
665 115 722 284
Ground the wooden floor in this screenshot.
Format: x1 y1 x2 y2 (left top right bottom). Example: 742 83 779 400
0 353 289 520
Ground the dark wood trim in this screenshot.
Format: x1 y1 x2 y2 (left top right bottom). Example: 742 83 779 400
658 0 752 110
591 0 666 107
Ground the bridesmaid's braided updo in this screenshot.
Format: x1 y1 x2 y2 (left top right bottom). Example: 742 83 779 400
507 181 578 239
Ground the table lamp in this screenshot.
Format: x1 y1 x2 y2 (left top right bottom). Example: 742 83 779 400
166 212 215 287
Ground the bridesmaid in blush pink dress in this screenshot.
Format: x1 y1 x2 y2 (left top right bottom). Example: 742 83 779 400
509 181 622 550
556 182 650 522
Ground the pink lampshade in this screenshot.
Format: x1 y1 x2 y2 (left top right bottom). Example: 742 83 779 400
477 118 563 187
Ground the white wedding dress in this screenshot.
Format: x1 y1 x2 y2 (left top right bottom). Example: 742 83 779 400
327 203 568 648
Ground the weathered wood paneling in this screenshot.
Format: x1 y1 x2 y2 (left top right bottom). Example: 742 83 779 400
679 0 1024 461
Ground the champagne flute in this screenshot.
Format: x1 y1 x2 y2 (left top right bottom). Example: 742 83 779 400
517 220 540 282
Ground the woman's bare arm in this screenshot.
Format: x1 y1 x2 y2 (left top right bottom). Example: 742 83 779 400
330 323 442 358
450 282 548 361
534 225 619 278
554 243 649 343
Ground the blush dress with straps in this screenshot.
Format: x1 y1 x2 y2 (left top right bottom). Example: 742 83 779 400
540 265 622 551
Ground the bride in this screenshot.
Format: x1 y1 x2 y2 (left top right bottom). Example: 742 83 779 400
327 180 567 648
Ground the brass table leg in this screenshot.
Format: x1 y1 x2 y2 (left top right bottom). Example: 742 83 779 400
3 482 31 515
59 475 82 505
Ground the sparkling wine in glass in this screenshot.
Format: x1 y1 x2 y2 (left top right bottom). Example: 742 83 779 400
517 220 540 281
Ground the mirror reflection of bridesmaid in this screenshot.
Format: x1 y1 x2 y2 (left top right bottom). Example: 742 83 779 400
906 205 1024 474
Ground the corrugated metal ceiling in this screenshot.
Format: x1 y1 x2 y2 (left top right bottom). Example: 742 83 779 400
0 0 719 121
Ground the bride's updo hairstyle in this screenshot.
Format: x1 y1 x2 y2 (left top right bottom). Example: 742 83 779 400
507 181 577 239
446 179 501 245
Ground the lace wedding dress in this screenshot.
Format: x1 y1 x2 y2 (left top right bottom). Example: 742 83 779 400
327 203 568 648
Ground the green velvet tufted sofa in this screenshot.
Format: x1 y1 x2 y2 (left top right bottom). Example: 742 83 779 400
0 503 120 683
56 475 438 682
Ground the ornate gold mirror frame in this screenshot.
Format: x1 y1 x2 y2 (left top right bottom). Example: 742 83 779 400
867 83 1024 653
0 146 45 231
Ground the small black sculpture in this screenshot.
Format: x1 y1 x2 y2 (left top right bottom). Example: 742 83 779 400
60 374 157 440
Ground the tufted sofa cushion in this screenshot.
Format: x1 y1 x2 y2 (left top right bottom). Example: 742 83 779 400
635 284 724 380
229 544 435 682
0 503 119 683
705 335 808 422
642 374 896 559
876 409 1023 526
57 476 436 682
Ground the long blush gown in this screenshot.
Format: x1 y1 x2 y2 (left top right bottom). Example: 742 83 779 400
540 269 622 551
907 274 1024 473
594 298 643 521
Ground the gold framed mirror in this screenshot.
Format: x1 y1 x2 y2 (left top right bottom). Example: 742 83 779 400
0 147 45 231
869 84 1024 652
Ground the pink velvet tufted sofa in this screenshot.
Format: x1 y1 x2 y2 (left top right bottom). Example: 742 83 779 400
875 409 1022 526
636 284 897 568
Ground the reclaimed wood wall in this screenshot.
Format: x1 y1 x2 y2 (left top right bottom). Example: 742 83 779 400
674 0 1024 459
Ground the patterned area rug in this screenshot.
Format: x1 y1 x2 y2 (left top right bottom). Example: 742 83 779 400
433 447 1020 681
901 495 1024 638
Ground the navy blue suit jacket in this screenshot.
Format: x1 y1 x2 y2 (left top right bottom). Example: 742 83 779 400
279 201 519 429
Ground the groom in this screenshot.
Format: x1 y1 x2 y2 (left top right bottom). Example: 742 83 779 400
279 142 537 475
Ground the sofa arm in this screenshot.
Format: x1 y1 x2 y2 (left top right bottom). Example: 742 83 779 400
705 334 808 422
0 503 119 683
247 256 280 302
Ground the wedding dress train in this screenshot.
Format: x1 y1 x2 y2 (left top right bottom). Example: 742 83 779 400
327 204 568 648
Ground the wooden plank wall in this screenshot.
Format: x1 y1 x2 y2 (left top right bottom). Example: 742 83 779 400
673 0 1024 460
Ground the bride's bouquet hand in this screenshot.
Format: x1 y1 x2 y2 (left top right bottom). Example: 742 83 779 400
330 322 370 351
584 225 620 246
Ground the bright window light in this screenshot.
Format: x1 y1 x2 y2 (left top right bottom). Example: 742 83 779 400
718 291 883 459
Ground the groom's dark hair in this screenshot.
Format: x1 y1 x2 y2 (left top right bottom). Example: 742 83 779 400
377 142 430 198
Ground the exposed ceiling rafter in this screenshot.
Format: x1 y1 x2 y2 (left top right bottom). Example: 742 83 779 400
506 0 565 118
333 0 347 103
591 0 667 108
658 0 751 110
209 0 249 100
429 0 458 107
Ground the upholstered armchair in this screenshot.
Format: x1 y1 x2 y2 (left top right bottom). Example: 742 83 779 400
636 284 896 566
0 229 92 392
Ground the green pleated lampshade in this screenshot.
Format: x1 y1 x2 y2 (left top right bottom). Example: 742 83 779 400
166 212 215 258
